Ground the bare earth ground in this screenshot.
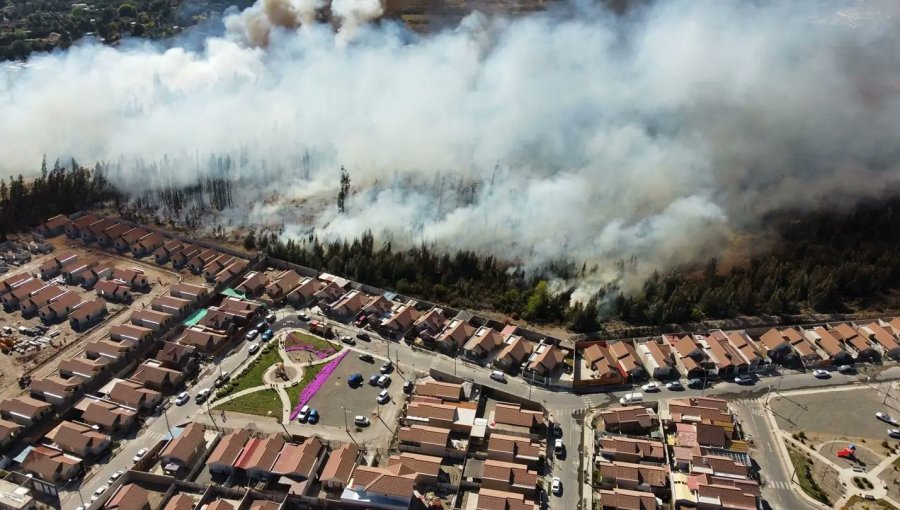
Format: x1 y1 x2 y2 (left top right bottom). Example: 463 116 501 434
879 458 900 503
842 495 899 510
810 455 845 504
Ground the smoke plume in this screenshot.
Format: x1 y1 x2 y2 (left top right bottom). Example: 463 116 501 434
2 0 900 295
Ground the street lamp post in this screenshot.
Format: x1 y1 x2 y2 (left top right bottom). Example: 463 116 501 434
163 406 173 436
342 407 349 432
76 488 87 509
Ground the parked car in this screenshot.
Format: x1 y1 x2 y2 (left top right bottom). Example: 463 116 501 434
298 312 310 321
733 374 755 385
355 315 368 327
837 365 855 374
341 335 355 345
248 342 261 355
174 392 190 406
91 485 109 502
256 321 269 333
195 388 211 403
554 439 564 454
246 330 259 341
356 331 370 341
888 429 900 439
687 378 705 389
551 477 562 495
377 390 391 404
348 373 364 386
358 353 374 363
665 381 684 391
377 375 391 388
641 382 660 392
369 374 380 386
876 412 899 426
297 405 311 422
490 370 507 383
133 448 149 462
308 409 319 424
380 361 393 374
107 471 124 485
812 369 830 379
261 330 274 342
403 381 414 394
214 374 231 388
354 416 370 427
266 312 276 323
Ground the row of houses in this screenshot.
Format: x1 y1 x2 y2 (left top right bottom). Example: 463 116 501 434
579 318 900 385
595 397 760 510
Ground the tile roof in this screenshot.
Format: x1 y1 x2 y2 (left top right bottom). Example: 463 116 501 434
160 423 206 465
416 380 463 401
609 341 642 374
70 298 107 322
598 437 665 461
82 400 136 429
497 335 532 365
0 396 52 420
599 406 658 430
319 442 359 484
162 494 195 510
271 437 323 478
464 326 504 354
108 380 160 408
482 459 538 489
527 343 564 373
599 461 669 488
475 488 537 510
234 434 285 471
493 403 542 428
49 420 110 455
387 452 442 479
106 484 150 510
206 429 251 468
398 425 449 448
597 488 658 510
351 466 415 499
22 446 81 481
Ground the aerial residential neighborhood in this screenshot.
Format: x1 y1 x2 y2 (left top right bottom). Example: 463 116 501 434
0 212 896 510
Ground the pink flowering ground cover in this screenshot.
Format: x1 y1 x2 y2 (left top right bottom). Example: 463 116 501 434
289 351 348 420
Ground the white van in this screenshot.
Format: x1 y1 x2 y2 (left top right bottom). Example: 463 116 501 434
490 370 507 383
619 392 644 405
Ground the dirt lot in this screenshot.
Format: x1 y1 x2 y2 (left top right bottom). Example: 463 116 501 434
771 388 900 445
841 495 898 510
878 457 900 504
0 233 207 399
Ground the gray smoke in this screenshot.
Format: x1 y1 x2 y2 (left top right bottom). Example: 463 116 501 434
1 0 900 296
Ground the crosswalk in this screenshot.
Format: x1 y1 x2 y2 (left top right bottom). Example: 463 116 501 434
765 480 791 490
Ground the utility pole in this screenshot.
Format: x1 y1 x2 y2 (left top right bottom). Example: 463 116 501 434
342 407 348 432
163 406 173 436
454 356 458 377
76 488 87 510
206 401 220 431
883 381 892 405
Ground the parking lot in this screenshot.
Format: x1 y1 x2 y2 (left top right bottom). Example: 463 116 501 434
305 350 408 428
771 387 899 443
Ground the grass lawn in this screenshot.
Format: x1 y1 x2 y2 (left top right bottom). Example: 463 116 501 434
219 345 282 397
285 362 326 408
214 389 283 417
787 444 831 505
286 331 341 352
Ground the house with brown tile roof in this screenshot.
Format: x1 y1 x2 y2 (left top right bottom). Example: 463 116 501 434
61 257 100 282
398 425 461 458
113 228 149 251
130 309 173 331
66 214 99 237
19 284 67 315
271 437 324 480
106 484 150 510
169 283 208 303
69 298 108 329
204 500 234 510
132 360 183 391
638 341 678 380
406 401 476 432
474 489 539 510
773 328 822 366
0 418 22 447
581 342 626 385
485 434 543 467
320 442 359 491
247 501 279 510
162 494 195 510
694 480 758 510
0 272 32 295
157 342 196 370
387 452 442 486
81 399 137 432
132 232 165 257
265 271 303 301
493 403 543 433
495 335 533 370
106 324 150 346
213 260 248 285
200 254 236 279
80 218 117 242
598 488 658 510
287 277 324 305
0 396 52 425
831 324 879 361
235 271 269 297
39 291 83 322
887 317 900 335
153 240 184 265
805 327 853 365
435 319 475 352
112 268 149 289
380 300 420 334
858 322 900 359
2 278 44 307
415 380 463 402
108 380 162 409
599 406 659 434
362 295 394 317
21 445 82 482
666 397 732 426
29 375 84 405
311 281 344 303
160 423 207 473
77 261 115 288
172 246 203 268
40 252 78 277
151 296 191 316
608 341 644 379
207 429 252 474
345 464 418 508
664 334 710 377
59 358 108 380
757 329 793 361
464 326 504 359
97 223 132 246
95 280 132 302
597 461 670 496
723 331 764 369
526 343 564 376
326 289 368 319
481 459 538 496
691 454 749 478
413 308 446 341
46 420 111 457
598 437 666 464
38 214 70 237
234 434 286 479
85 339 133 361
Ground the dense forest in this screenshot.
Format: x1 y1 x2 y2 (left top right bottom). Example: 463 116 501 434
0 158 116 237
0 0 253 61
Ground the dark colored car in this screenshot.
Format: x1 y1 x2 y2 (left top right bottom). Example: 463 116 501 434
214 374 231 388
359 353 374 363
356 331 370 341
348 373 364 386
369 374 380 386
403 381 414 394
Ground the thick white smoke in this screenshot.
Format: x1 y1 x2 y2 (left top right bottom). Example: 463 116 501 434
1 0 900 294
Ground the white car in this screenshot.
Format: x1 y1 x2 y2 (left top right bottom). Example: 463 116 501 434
888 429 900 439
490 370 507 382
246 329 259 340
174 392 190 406
812 369 830 379
376 375 390 388
734 374 755 385
641 382 660 392
248 342 261 355
377 390 391 404
133 448 149 462
91 485 108 502
354 415 371 427
837 365 855 374
266 312 276 322
107 471 124 484
551 477 562 495
297 405 311 422
877 412 899 426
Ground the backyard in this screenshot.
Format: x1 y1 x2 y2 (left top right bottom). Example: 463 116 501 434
215 389 283 417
